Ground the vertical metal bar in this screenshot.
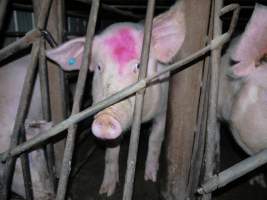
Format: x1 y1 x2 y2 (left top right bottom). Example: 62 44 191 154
202 0 222 199
0 0 53 199
19 129 34 200
0 0 8 32
122 0 155 199
55 1 100 199
39 38 56 191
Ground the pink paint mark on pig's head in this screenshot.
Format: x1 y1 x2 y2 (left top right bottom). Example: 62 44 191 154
104 27 140 74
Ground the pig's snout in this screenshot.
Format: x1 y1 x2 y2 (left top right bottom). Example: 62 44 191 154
92 114 122 139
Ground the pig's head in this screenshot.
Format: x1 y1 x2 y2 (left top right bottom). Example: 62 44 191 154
228 3 267 79
47 1 185 139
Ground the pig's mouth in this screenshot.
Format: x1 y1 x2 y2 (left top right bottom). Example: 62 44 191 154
92 111 123 140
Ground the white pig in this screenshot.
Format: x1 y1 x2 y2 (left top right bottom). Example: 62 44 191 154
218 4 267 155
47 1 186 196
0 56 55 199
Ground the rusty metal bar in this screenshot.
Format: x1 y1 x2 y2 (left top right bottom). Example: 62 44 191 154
55 1 100 199
198 148 267 194
0 30 232 163
0 0 8 31
0 0 53 199
0 29 41 63
122 0 155 199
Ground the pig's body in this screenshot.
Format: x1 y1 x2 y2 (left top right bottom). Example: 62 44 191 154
0 56 54 199
218 4 267 155
47 1 185 196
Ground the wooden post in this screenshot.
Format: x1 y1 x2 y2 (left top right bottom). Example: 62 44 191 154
161 0 212 199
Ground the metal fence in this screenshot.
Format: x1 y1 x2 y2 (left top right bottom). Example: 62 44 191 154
0 0 246 199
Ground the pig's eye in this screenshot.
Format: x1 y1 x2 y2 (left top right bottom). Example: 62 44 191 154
97 65 101 71
133 63 140 73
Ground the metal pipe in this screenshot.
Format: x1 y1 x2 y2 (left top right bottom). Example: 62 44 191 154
198 148 267 194
55 1 100 199
39 38 56 191
0 30 232 163
0 29 41 63
201 3 240 199
0 0 53 199
202 1 223 199
0 0 8 32
122 0 155 199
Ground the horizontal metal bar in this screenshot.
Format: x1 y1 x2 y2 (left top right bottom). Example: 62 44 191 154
197 148 267 194
0 29 41 63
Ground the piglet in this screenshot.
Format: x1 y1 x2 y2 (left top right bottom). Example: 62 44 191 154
218 3 267 155
47 1 186 196
0 56 55 199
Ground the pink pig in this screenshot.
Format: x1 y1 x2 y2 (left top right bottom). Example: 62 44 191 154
47 1 185 196
218 4 267 155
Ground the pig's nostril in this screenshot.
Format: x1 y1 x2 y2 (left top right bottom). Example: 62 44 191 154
92 115 122 139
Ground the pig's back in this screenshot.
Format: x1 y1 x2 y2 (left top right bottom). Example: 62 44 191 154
0 55 41 151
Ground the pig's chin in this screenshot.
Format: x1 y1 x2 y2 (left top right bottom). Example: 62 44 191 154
91 113 122 140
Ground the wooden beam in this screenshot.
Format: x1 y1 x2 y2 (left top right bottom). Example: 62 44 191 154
161 0 212 199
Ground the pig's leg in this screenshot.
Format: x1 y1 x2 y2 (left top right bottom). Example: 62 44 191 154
99 146 120 196
145 80 169 182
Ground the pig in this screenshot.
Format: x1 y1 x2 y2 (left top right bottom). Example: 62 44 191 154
0 55 55 199
218 3 267 155
46 1 186 196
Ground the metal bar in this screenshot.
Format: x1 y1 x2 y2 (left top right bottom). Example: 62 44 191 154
55 1 100 199
0 0 8 31
0 29 41 63
19 129 34 200
187 1 214 195
122 0 155 199
0 0 53 199
202 1 223 199
75 0 142 20
198 148 267 194
39 38 56 191
0 31 232 163
201 2 240 199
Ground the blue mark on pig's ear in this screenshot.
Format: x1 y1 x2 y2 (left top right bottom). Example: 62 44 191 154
68 58 76 65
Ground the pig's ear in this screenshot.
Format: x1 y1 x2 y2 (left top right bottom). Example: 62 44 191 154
151 1 186 63
231 4 267 76
46 37 85 71
229 61 256 77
